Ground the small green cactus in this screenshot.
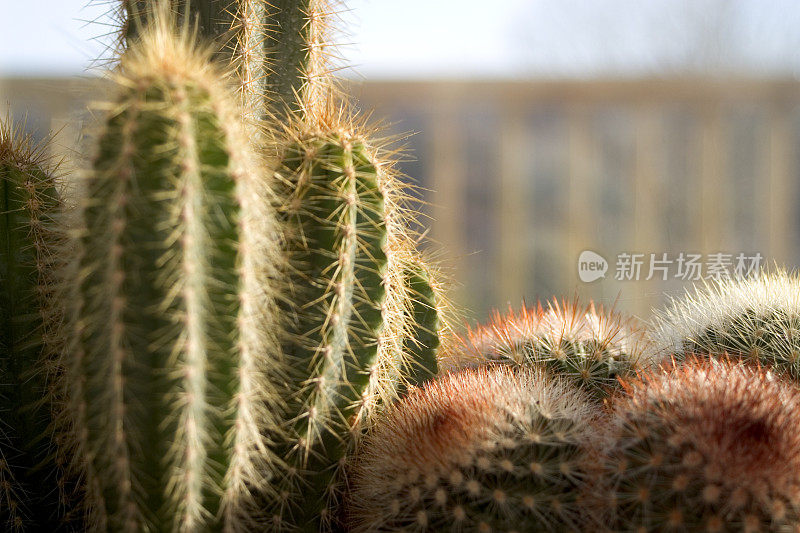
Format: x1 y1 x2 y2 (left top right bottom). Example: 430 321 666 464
0 118 73 531
345 364 598 532
446 300 651 401
399 261 441 390
651 270 800 379
588 357 800 531
61 16 284 532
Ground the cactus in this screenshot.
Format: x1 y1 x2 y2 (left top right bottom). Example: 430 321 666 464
651 270 800 379
445 300 651 401
588 357 800 531
266 123 392 530
121 0 336 121
0 2 449 530
345 364 598 532
399 262 441 389
61 15 284 532
0 117 75 531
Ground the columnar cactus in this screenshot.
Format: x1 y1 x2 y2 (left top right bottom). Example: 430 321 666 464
446 300 651 401
345 365 598 532
122 0 336 120
588 358 800 531
267 123 401 529
398 262 441 391
0 119 72 531
651 270 800 379
61 16 284 532
102 3 448 530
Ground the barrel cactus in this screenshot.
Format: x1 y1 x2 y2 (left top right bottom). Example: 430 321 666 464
589 357 800 531
651 270 800 379
345 365 599 532
445 300 651 401
60 16 284 531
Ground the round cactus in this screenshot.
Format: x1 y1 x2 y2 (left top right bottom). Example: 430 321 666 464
588 358 800 531
345 365 599 532
651 270 800 379
444 300 652 401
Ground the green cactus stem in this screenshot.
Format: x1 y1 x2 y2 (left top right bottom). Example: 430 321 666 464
63 17 283 532
259 0 335 121
0 117 72 531
589 357 800 531
396 262 440 395
270 126 388 530
345 365 599 532
122 0 335 121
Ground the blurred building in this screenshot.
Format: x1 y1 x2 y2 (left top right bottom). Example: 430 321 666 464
352 79 800 321
4 76 800 322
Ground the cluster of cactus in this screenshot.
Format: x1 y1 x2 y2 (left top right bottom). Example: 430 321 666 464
1 1 448 531
345 270 800 531
5 0 800 531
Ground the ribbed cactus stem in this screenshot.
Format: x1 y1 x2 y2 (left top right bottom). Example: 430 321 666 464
123 1 234 45
0 118 67 531
66 17 282 532
274 129 387 528
263 0 330 121
122 0 332 122
398 263 439 394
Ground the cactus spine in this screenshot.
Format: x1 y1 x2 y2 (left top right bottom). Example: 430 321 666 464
446 300 651 401
0 118 72 531
345 365 598 532
651 270 800 379
269 125 389 529
122 0 334 121
62 16 283 532
589 358 800 531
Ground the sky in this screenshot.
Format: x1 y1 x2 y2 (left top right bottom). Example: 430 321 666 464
2 0 800 78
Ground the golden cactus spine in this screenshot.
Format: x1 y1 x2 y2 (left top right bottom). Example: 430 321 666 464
61 17 284 532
